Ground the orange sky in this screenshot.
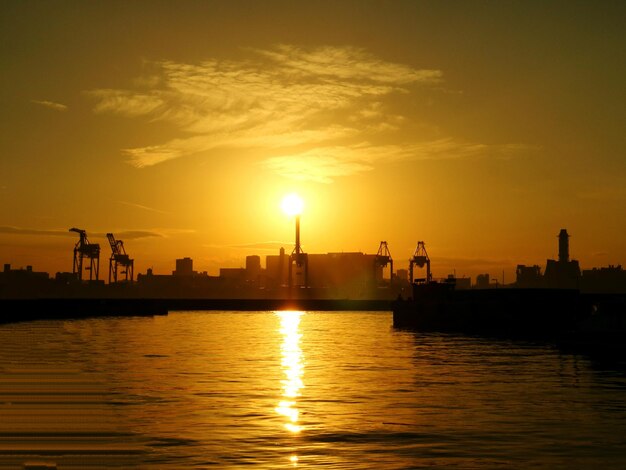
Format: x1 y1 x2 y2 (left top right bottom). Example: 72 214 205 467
1 1 625 281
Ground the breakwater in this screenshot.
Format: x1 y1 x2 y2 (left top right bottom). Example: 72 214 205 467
393 286 626 356
0 298 393 324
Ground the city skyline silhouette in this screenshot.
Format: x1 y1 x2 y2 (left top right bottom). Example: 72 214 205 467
1 2 625 283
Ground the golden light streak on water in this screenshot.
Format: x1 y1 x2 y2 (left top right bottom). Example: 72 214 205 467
275 310 304 464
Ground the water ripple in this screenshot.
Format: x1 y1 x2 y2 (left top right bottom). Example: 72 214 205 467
0 311 624 468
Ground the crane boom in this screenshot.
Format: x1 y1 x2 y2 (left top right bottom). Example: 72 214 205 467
69 227 100 281
374 241 394 283
107 232 134 283
409 241 431 284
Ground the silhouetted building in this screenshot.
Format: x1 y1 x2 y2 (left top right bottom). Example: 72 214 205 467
544 229 580 289
395 269 408 282
454 277 471 289
516 264 542 288
219 268 246 281
137 262 221 298
55 271 79 284
174 257 195 276
1 264 49 284
0 264 51 298
266 247 289 288
246 255 261 283
266 250 384 297
475 273 491 289
582 265 626 293
306 252 380 297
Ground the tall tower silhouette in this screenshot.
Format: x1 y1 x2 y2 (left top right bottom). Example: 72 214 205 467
544 228 580 289
558 229 570 263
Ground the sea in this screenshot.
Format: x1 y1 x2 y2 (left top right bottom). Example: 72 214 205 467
0 310 625 469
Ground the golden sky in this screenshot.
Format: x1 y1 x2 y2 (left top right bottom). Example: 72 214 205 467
1 1 625 280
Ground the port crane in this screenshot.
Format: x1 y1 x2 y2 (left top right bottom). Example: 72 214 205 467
69 228 100 281
409 241 431 284
107 233 134 283
374 241 393 283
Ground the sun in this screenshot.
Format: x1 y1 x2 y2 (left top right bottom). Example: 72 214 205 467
281 193 304 216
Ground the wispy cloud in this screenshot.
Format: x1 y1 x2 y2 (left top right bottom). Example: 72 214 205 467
0 226 163 240
88 45 440 167
262 140 528 183
116 200 171 215
0 226 74 237
90 90 163 116
204 241 292 251
252 44 441 84
88 44 527 180
31 99 68 112
229 241 292 251
108 230 164 240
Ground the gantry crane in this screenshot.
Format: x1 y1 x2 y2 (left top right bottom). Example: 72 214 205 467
107 233 134 283
409 241 431 284
69 228 100 281
374 241 393 283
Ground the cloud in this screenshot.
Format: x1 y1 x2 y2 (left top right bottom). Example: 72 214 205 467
0 226 163 240
203 241 292 251
229 241 292 251
263 152 374 184
88 45 527 179
0 226 74 237
31 99 68 111
89 89 163 116
262 140 529 183
106 230 164 240
88 45 442 167
116 200 171 215
252 44 442 84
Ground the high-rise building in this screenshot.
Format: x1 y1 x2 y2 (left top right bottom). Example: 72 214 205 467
174 257 194 276
246 255 261 282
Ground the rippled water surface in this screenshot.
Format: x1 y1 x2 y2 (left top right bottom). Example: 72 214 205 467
1 311 626 468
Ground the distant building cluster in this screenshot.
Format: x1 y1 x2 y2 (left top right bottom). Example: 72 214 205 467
1 229 625 299
515 229 626 292
136 249 397 300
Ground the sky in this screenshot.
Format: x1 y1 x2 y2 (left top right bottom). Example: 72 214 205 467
1 0 625 280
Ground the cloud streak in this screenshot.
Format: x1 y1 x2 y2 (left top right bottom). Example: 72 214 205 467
31 99 68 111
0 226 163 240
262 140 529 183
0 226 74 237
229 241 292 251
116 200 171 215
203 241 292 251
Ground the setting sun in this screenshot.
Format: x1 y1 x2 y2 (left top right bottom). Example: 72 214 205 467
281 194 304 217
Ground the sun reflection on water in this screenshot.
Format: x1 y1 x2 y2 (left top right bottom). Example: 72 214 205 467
275 311 304 464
